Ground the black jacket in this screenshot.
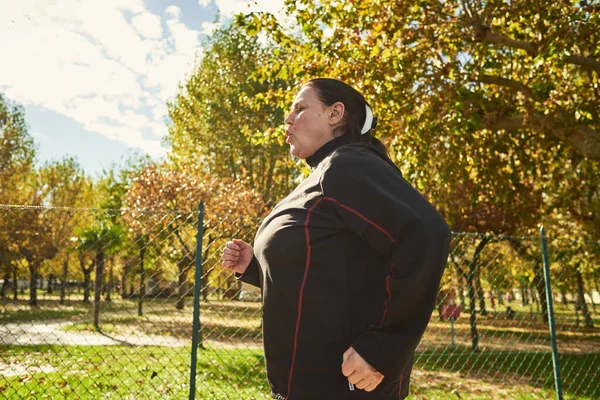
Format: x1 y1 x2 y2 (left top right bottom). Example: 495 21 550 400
238 136 451 399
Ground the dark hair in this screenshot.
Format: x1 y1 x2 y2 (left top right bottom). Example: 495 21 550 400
304 78 388 155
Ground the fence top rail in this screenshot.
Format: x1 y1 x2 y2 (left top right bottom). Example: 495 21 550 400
0 203 263 221
450 232 537 241
451 231 600 245
2 204 599 245
0 203 201 216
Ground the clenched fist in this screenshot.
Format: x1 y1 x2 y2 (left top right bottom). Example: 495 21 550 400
341 347 384 392
221 239 253 275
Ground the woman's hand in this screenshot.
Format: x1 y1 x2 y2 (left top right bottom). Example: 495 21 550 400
221 239 253 275
342 347 384 392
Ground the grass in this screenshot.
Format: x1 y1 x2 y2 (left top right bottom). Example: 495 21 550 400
1 296 599 399
412 348 600 399
0 301 90 324
0 345 269 399
0 344 598 399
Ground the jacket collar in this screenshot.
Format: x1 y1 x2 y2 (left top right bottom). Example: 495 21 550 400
306 135 352 168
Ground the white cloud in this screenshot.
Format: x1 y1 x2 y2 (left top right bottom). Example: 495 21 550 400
202 21 219 35
199 0 213 7
132 13 163 39
166 10 200 55
208 0 296 37
0 0 202 157
214 0 285 19
165 5 181 19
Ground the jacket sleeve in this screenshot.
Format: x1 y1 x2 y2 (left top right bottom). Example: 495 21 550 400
320 149 451 379
234 255 262 288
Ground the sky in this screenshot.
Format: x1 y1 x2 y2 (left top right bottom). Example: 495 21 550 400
0 0 287 178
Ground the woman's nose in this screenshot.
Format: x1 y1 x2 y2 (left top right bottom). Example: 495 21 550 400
284 112 293 125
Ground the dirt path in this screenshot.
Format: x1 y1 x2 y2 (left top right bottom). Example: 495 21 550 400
0 320 187 347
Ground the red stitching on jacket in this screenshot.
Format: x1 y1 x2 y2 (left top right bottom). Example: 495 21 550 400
370 265 393 329
399 374 403 399
322 197 396 243
285 197 324 400
324 197 396 330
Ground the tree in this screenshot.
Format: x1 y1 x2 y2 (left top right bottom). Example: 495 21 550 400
0 94 36 301
36 157 93 304
124 163 265 310
75 223 123 330
239 0 599 160
0 93 35 203
167 23 297 206
236 1 600 335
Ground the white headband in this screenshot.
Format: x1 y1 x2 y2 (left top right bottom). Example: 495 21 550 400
360 104 375 135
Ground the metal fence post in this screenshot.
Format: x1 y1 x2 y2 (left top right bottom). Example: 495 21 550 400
540 226 564 400
189 201 205 400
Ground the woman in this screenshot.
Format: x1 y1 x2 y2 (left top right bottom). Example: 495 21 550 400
221 78 451 400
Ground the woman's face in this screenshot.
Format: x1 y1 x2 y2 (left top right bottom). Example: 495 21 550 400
284 86 338 159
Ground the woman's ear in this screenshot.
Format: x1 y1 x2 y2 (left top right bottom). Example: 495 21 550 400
328 102 345 125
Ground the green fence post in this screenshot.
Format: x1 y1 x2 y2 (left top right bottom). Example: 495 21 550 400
540 226 563 400
189 201 205 400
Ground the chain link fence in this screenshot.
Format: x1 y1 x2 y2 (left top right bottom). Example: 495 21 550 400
0 205 598 399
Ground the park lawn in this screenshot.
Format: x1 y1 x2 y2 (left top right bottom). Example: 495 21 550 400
412 348 600 399
1 344 598 399
0 344 269 399
2 297 599 398
0 301 90 324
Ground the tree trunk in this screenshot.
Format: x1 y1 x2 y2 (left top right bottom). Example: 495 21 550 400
476 272 487 316
105 257 113 302
592 279 600 314
80 256 92 303
83 271 91 302
12 264 18 300
60 259 68 304
532 286 539 314
46 274 52 294
138 237 146 317
176 259 189 310
576 270 594 328
467 237 490 351
1 273 8 299
200 235 212 301
455 267 466 308
588 277 596 314
121 270 128 300
467 267 479 351
520 280 528 306
28 258 38 307
93 250 105 330
560 288 568 305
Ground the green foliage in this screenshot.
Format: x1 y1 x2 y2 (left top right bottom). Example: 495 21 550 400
75 223 123 255
166 23 297 206
233 0 600 241
0 93 35 205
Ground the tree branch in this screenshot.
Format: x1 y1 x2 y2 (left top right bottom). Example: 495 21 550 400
564 55 600 73
172 223 193 258
471 23 600 73
473 24 538 55
483 111 600 159
479 74 534 98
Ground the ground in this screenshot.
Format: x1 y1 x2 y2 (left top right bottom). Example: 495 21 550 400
0 296 598 399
